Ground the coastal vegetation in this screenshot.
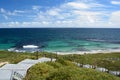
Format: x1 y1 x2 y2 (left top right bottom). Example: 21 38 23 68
0 51 120 80
0 51 35 63
25 59 120 80
56 53 120 71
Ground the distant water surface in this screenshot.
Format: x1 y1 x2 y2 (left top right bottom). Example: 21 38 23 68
0 28 120 53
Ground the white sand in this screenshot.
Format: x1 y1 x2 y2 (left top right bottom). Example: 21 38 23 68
54 50 120 55
0 62 9 66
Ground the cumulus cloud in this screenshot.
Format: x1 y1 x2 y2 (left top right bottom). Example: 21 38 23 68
32 6 41 11
111 1 120 5
47 10 59 16
0 8 30 21
0 0 120 28
0 8 16 16
0 8 6 13
73 11 103 23
31 0 109 27
3 15 9 20
109 11 120 26
66 2 89 9
0 8 27 16
14 10 26 13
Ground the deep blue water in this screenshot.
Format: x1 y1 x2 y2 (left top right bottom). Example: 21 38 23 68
0 28 120 52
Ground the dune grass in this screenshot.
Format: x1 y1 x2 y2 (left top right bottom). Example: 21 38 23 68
25 59 120 80
0 51 120 80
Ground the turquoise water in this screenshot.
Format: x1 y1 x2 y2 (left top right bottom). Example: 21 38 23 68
43 40 120 52
0 43 15 50
0 28 120 53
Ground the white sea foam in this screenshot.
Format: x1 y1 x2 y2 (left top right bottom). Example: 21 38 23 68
23 45 38 49
88 39 105 42
8 48 120 54
8 45 39 53
8 48 16 52
7 44 120 55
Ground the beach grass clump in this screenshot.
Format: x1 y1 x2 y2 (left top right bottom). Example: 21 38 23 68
0 51 35 63
25 60 120 80
25 63 55 80
0 51 120 71
53 53 120 71
0 51 120 79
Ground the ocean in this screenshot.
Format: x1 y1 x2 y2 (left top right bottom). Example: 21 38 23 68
0 28 120 53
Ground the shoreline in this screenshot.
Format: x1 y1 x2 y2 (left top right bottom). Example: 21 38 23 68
51 50 120 55
1 48 120 55
0 62 9 67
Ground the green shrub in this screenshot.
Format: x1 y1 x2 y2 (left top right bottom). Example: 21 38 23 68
47 67 120 80
46 62 63 68
56 58 76 67
25 63 55 80
25 61 120 80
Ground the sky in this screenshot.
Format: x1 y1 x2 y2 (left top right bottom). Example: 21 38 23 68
0 0 120 28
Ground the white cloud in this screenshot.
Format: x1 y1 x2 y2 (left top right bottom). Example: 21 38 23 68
111 1 120 5
66 2 89 9
32 0 109 28
47 10 59 16
0 8 27 16
14 10 26 13
0 8 6 13
1 0 120 28
0 8 9 20
0 8 15 16
32 6 41 11
3 15 8 20
8 22 19 27
109 11 120 26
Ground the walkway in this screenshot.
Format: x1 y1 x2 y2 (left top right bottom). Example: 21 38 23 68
0 57 56 80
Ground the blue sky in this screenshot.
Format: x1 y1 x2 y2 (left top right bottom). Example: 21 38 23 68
0 0 120 28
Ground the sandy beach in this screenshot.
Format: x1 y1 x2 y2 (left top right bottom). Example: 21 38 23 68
0 62 9 67
55 50 120 55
